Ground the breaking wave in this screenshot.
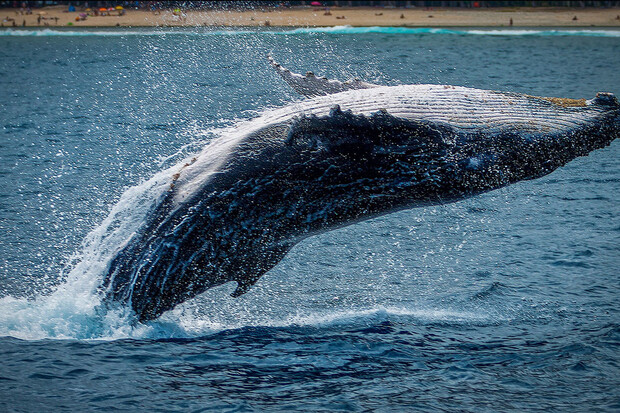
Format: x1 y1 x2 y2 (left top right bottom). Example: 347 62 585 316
2 26 620 37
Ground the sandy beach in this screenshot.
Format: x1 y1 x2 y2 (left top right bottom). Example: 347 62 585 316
3 6 620 28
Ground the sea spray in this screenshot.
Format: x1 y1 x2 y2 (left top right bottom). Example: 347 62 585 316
0 164 176 340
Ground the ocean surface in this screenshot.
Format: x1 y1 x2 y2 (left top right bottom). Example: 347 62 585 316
0 26 619 412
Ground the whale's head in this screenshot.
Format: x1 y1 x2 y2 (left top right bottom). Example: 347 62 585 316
590 92 620 130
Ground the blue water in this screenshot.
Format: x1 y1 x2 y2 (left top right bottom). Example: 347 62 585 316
1 27 619 411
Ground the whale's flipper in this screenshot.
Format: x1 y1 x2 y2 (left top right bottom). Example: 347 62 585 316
268 55 379 98
230 243 293 298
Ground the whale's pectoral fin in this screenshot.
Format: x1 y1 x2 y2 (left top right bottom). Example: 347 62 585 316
268 54 379 98
230 243 294 298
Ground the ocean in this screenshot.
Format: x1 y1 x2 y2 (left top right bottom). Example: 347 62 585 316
0 27 619 411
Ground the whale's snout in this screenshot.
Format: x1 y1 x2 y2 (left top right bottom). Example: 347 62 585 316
592 92 620 143
592 92 619 107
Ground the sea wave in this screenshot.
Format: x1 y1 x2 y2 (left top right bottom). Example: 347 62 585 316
2 26 620 37
284 26 620 37
0 28 182 36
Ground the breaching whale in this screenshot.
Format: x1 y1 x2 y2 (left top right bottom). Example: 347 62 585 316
101 58 619 322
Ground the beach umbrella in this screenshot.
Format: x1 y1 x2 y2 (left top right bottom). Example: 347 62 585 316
99 8 107 11
79 13 87 18
108 7 114 11
85 8 91 11
311 1 321 6
115 6 123 10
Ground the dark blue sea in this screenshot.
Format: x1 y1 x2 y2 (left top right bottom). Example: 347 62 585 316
0 26 619 412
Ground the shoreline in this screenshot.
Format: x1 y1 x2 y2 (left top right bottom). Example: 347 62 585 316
2 6 620 28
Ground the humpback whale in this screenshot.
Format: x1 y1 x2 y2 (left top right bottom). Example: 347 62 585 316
101 58 619 322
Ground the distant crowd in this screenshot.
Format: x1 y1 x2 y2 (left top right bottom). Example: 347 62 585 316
1 0 620 10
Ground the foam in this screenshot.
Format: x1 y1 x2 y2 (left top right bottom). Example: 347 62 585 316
2 27 619 37
126 305 502 340
0 162 177 340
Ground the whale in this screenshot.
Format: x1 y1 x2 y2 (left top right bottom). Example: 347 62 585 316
101 59 619 322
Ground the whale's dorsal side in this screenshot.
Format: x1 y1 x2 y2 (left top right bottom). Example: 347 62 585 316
268 55 379 97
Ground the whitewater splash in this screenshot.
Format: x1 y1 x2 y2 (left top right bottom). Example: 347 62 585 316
0 166 175 340
0 119 229 340
2 27 620 37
